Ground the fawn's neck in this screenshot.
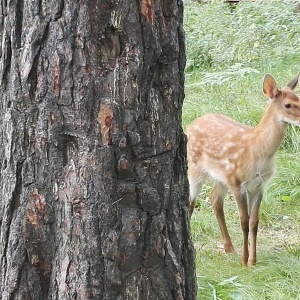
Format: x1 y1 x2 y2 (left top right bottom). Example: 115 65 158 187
252 103 288 158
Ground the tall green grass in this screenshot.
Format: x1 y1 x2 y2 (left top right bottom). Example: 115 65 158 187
183 1 300 299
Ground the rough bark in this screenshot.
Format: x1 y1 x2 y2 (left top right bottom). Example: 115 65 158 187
0 0 196 299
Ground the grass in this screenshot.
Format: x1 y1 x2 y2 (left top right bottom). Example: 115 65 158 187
183 1 300 299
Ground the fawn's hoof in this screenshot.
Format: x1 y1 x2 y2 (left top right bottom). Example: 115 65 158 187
241 259 256 267
224 244 235 253
247 260 256 267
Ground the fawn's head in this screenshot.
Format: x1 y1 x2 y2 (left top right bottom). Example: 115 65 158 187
263 73 300 126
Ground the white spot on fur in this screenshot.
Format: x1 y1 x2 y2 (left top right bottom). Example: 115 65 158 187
221 158 234 171
230 152 239 160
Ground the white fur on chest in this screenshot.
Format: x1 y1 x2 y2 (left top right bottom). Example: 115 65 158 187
241 158 275 193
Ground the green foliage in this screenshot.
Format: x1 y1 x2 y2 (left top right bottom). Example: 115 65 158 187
184 0 300 75
183 0 300 299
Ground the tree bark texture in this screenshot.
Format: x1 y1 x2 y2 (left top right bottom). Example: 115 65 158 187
0 0 196 299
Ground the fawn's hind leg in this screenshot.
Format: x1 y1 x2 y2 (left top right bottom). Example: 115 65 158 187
188 176 205 216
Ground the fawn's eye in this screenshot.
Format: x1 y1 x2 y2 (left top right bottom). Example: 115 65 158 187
284 103 292 109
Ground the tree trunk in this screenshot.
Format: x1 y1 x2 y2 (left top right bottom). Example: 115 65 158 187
0 0 196 299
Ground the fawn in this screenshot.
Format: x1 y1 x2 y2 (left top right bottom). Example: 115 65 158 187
186 74 300 266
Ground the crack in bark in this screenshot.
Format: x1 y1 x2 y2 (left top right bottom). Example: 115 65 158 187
1 159 24 295
28 21 50 100
1 35 12 88
15 0 24 49
137 148 172 161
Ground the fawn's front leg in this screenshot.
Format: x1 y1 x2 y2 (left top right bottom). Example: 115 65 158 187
232 190 249 266
210 183 235 253
247 190 263 266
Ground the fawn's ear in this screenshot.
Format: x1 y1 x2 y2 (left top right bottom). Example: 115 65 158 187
286 73 300 90
263 74 278 100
